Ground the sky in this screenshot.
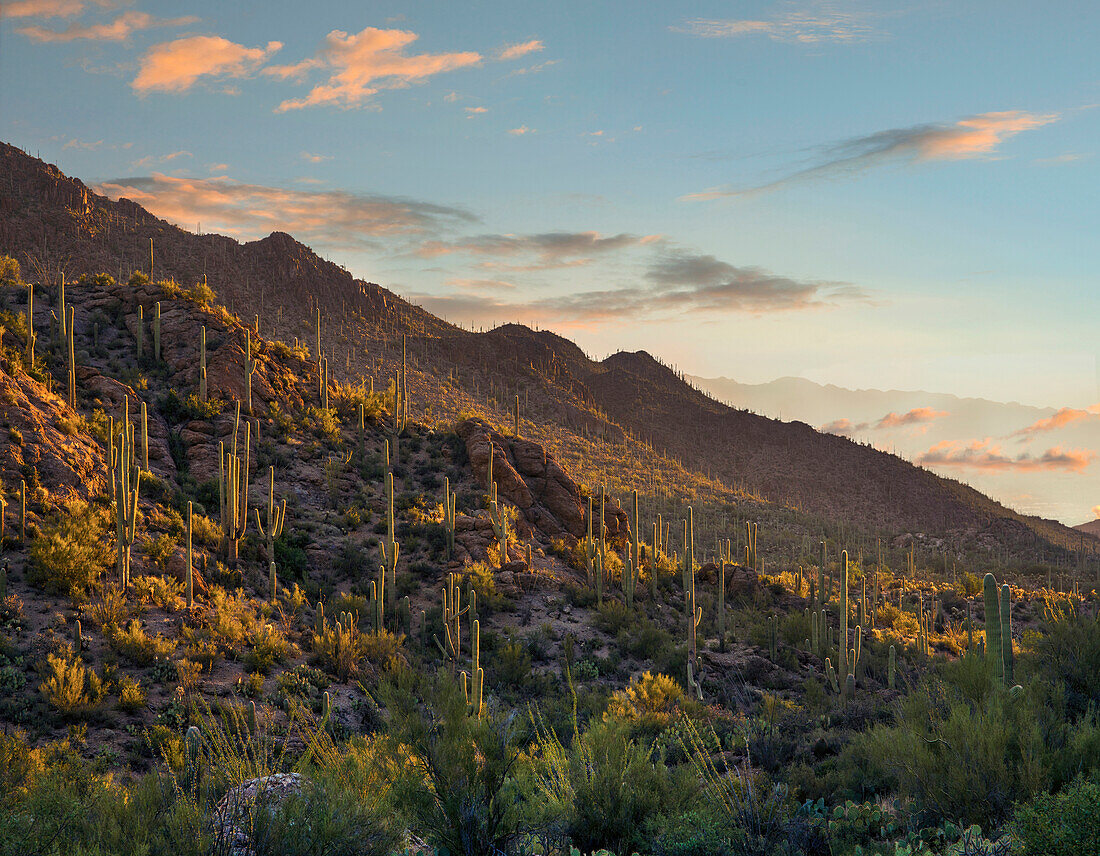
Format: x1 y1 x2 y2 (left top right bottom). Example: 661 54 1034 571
2 0 1099 520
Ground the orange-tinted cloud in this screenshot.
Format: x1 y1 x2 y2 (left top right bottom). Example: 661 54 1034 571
18 11 197 42
0 0 86 18
269 27 481 112
1011 405 1100 437
685 111 1059 200
876 407 948 429
1093 504 1100 519
94 173 475 249
821 419 857 437
916 438 1095 473
498 39 543 60
132 35 282 94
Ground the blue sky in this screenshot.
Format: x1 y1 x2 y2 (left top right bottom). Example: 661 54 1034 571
2 3 1099 437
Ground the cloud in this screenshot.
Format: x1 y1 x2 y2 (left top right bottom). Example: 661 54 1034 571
62 137 104 149
446 278 517 291
416 231 660 269
672 3 879 44
130 150 192 168
504 59 558 77
17 11 198 42
498 39 543 60
268 27 481 112
1011 405 1100 437
821 418 858 437
93 173 476 249
464 106 487 115
645 250 868 311
508 125 532 135
132 35 282 94
411 250 864 326
0 0 88 18
876 407 948 429
916 439 1095 473
684 110 1060 199
300 151 332 163
1093 505 1100 519
822 406 947 436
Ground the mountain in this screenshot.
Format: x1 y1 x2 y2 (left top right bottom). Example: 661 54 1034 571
1075 520 1100 539
690 374 1099 526
0 140 1089 559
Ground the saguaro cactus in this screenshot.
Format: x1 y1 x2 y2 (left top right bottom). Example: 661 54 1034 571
185 501 194 608
840 550 850 699
199 326 207 402
219 406 250 564
381 471 399 617
245 331 258 415
983 573 1003 682
25 283 35 363
463 618 484 717
114 422 140 591
434 573 466 675
1000 583 1013 683
684 507 703 700
136 305 143 359
443 476 456 560
153 302 161 361
624 490 639 607
254 466 286 603
65 306 76 408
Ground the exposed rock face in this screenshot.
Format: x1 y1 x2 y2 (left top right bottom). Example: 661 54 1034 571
213 773 303 856
0 365 106 507
455 418 629 545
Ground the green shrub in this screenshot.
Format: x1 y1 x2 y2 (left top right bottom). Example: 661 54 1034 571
1013 777 1100 856
27 501 112 596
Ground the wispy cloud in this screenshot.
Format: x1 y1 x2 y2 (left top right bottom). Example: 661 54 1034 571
508 125 532 135
18 11 198 42
130 150 192 168
822 406 948 436
672 2 879 44
916 439 1095 473
267 27 481 112
300 151 332 163
464 106 487 115
498 39 543 60
412 250 864 326
684 110 1060 199
94 173 476 249
1011 405 1100 438
416 231 660 270
877 407 948 429
1 0 98 19
132 35 282 94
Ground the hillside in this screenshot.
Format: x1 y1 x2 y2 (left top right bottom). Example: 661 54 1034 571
0 140 1090 564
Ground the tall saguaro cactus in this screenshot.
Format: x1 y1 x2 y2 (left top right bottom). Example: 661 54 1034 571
199 326 207 402
983 573 1003 682
1000 583 1013 683
381 471 399 618
840 550 850 699
254 466 286 603
185 501 194 608
25 283 35 363
219 406 250 565
624 490 640 607
684 506 703 700
65 306 76 408
443 476 457 560
114 421 140 592
245 331 258 415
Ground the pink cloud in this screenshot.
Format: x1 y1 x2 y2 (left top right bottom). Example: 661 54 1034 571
821 418 858 437
916 438 1095 473
94 172 474 248
18 11 198 42
1011 404 1100 437
269 27 481 112
0 0 85 18
132 35 282 94
876 407 949 429
498 39 543 60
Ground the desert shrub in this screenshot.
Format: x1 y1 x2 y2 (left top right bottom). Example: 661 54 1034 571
605 672 688 734
117 674 147 712
525 685 694 856
1028 603 1100 719
38 651 104 714
244 624 292 674
142 533 177 573
109 619 178 666
646 808 742 856
85 584 128 629
1013 777 1100 856
380 671 532 856
594 599 636 634
460 561 510 613
313 616 368 681
27 500 112 596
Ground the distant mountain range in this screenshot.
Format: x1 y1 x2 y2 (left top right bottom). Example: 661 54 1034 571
691 374 1099 527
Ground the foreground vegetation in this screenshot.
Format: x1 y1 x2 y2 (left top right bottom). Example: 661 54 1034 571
1 258 1099 855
